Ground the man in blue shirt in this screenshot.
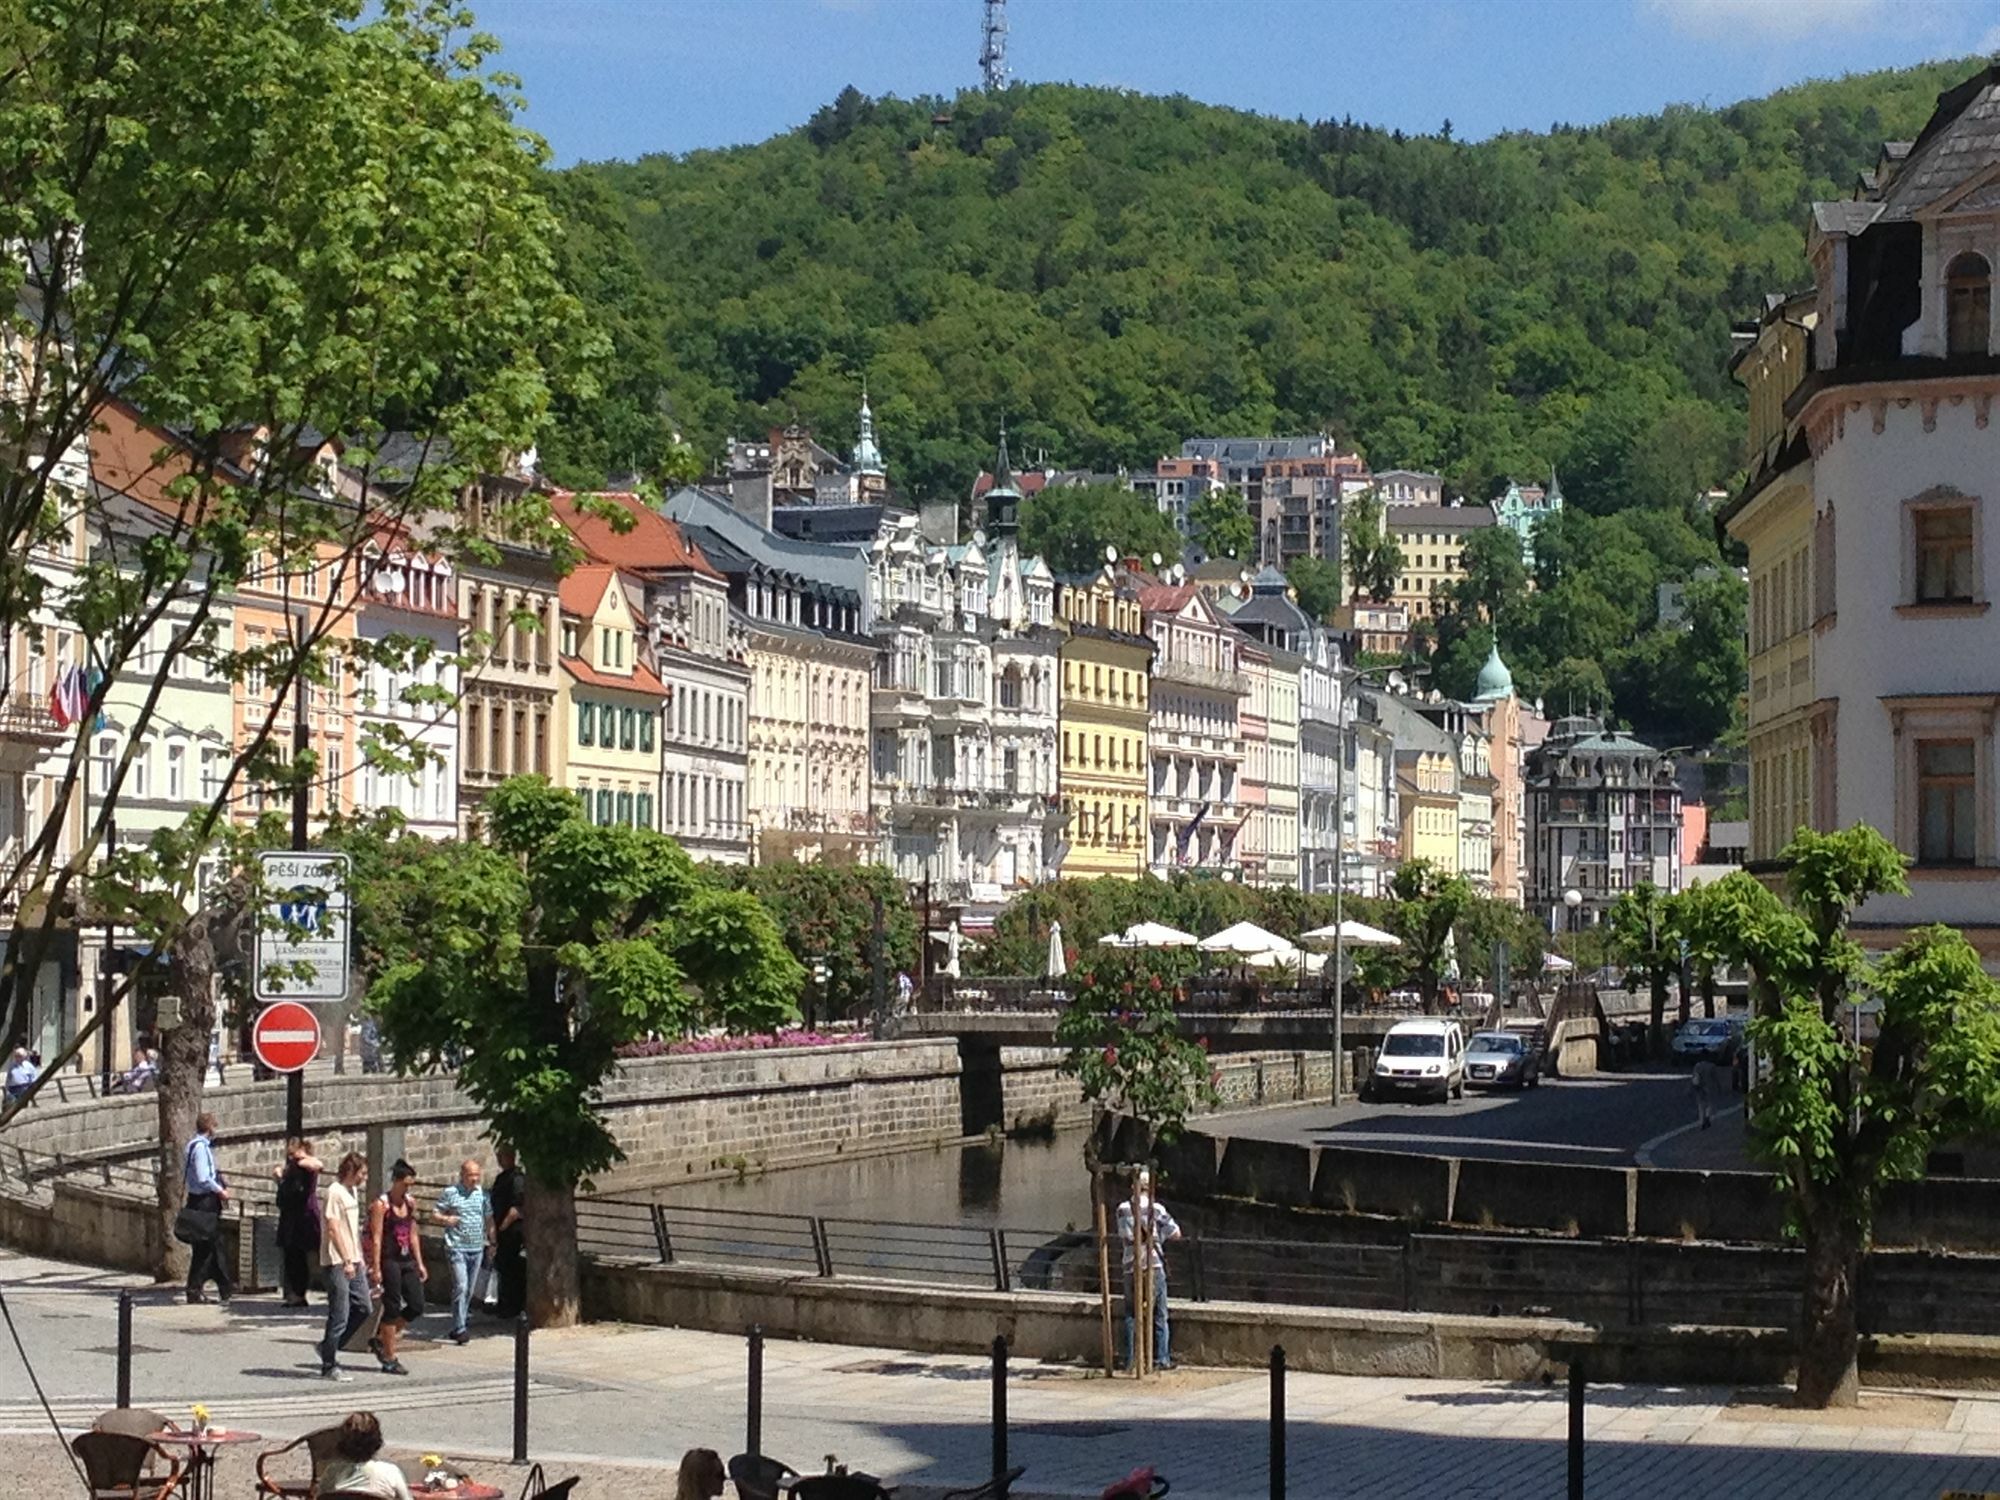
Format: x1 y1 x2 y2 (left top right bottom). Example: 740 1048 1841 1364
4 1048 37 1102
433 1158 492 1343
181 1111 233 1305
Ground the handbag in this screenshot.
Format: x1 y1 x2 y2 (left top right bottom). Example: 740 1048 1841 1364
173 1204 220 1245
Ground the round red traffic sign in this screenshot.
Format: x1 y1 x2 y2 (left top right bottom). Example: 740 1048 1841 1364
252 1001 322 1074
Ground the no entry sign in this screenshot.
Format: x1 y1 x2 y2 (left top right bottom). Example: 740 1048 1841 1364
252 1001 322 1074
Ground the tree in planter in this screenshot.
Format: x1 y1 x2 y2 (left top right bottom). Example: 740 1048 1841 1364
1671 878 1731 1022
366 778 803 1327
1056 946 1217 1147
1385 860 1473 1011
1709 833 2000 1408
1608 882 1678 1056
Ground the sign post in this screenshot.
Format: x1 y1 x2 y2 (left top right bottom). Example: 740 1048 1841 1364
255 852 350 1137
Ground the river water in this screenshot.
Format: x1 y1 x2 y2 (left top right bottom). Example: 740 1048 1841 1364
641 1130 1097 1234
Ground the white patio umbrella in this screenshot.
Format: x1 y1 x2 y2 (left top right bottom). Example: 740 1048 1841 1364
1542 951 1575 972
1197 920 1294 958
1098 920 1199 949
1046 920 1067 979
1298 920 1402 948
1247 948 1327 976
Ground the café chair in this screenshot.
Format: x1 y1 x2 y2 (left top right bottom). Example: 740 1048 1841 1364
728 1453 802 1500
941 1466 1027 1500
792 1475 895 1500
71 1430 184 1500
253 1423 346 1498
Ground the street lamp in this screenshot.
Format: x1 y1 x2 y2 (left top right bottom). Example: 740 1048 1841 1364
1330 661 1424 1107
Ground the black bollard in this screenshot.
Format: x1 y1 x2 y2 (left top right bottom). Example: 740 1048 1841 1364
991 1334 1009 1484
1567 1358 1585 1500
115 1292 132 1409
747 1324 765 1461
1269 1344 1286 1500
512 1313 530 1465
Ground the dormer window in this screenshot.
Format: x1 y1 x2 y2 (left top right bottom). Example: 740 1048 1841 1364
1947 252 1991 357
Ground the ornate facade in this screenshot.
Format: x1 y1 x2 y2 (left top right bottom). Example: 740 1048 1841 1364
1056 570 1152 879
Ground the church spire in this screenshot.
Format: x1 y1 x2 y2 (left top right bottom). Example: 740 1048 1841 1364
986 417 1020 539
851 380 885 477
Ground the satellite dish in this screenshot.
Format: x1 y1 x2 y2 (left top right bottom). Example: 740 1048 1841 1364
1149 552 1163 568
1104 543 1119 564
1240 569 1252 585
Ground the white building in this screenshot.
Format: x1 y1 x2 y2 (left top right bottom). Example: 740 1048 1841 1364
356 533 459 839
1134 577 1247 873
1724 63 2000 965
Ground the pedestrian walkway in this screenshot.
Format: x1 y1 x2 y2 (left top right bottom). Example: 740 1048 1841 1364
5 1249 2000 1497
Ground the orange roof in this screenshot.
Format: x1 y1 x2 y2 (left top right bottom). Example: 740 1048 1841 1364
552 491 721 580
563 651 667 697
92 400 217 519
558 563 620 618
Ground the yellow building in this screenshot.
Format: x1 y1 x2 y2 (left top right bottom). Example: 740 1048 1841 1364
558 566 666 829
1384 504 1498 628
1056 569 1153 878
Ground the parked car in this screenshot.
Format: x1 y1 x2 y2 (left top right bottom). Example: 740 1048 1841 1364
1670 1017 1741 1065
1464 1030 1536 1090
1364 1019 1465 1103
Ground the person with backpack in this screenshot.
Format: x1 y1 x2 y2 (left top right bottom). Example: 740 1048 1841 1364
179 1112 233 1305
274 1138 325 1307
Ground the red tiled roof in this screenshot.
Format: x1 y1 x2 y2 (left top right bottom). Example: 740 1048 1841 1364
558 563 619 618
1137 583 1197 613
552 491 722 580
563 651 667 697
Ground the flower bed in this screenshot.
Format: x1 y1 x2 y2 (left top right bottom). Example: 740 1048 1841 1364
615 1027 854 1059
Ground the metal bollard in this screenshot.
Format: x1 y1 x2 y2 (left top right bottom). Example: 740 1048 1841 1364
116 1292 132 1408
991 1334 1009 1484
747 1324 765 1460
1269 1344 1286 1500
1568 1358 1585 1500
512 1313 530 1464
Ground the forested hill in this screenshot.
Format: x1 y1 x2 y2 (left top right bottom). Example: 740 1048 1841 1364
542 58 1974 503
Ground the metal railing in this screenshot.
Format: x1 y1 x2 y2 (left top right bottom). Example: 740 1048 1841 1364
581 1196 1980 1337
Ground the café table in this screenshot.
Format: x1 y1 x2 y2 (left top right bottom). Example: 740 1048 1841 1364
399 1462 506 1500
147 1427 262 1500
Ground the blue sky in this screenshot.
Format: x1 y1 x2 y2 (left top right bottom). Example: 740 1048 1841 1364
472 0 2000 166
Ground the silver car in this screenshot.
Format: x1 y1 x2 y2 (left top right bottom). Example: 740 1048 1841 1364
1464 1030 1536 1090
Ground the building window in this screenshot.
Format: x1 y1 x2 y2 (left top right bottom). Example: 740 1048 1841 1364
1946 252 1991 358
620 706 636 751
639 712 654 753
596 788 614 824
1914 505 1976 603
617 790 634 826
636 791 653 829
577 700 595 746
200 745 225 802
166 741 186 802
1918 740 1977 865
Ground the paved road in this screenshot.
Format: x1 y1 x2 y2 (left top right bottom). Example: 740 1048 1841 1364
1220 1068 1753 1166
6 1249 2000 1499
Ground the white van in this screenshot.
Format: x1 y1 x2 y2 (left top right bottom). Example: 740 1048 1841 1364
1363 1018 1465 1104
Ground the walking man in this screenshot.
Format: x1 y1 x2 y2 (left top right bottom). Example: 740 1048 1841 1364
1115 1171 1182 1371
181 1112 234 1305
489 1144 527 1321
1692 1056 1718 1129
317 1152 371 1380
433 1158 492 1345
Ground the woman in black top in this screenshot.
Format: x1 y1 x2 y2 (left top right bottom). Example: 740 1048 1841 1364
273 1138 324 1307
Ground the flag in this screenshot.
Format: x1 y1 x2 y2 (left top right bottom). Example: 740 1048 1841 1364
86 666 106 731
1176 801 1209 863
49 665 89 729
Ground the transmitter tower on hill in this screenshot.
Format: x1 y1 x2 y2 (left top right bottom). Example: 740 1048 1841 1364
980 0 1008 92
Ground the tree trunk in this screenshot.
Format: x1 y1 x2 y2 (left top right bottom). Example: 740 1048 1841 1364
154 913 219 1283
1796 1196 1863 1408
524 1174 581 1330
1675 964 1691 1029
1700 964 1716 1020
1648 970 1668 1059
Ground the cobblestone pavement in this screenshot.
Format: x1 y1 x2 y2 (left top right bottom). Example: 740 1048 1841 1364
7 1249 2000 1497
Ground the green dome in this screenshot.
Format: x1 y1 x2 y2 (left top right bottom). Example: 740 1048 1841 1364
1473 641 1514 702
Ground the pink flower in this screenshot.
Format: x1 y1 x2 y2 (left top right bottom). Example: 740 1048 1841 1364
1197 1036 1210 1052
1103 1046 1119 1067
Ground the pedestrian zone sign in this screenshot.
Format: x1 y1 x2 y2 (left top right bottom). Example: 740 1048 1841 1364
254 851 351 1002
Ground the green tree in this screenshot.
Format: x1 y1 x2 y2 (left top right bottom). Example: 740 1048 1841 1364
367 778 804 1327
1189 486 1254 563
728 863 917 1022
1386 860 1474 1011
1669 878 1730 1022
1019 483 1182 574
1342 490 1405 604
1710 834 2000 1408
1447 526 1528 619
1055 946 1215 1143
1284 554 1344 622
1608 882 1678 1056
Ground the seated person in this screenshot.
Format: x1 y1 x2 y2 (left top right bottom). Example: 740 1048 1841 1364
677 1448 727 1500
319 1412 413 1500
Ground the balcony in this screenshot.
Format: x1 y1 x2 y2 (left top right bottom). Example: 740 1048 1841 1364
0 698 64 772
1156 660 1249 696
